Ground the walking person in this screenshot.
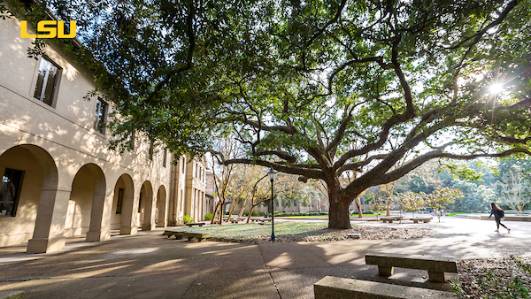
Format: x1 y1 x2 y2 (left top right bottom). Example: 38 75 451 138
489 203 510 233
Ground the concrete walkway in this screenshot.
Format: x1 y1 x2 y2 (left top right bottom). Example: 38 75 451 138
0 218 529 299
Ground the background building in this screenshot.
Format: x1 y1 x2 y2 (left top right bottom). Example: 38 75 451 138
184 156 209 221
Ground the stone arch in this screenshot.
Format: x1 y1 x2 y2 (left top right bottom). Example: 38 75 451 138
155 185 167 228
64 163 106 240
138 180 154 230
111 173 135 235
0 144 59 252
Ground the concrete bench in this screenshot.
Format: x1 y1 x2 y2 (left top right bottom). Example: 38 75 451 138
314 276 456 299
184 232 208 242
185 222 205 227
409 216 432 223
163 230 187 239
229 218 245 223
380 216 402 223
365 253 457 283
163 230 208 242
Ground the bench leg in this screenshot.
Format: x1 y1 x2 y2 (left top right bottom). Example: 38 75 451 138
175 236 183 240
428 271 446 283
197 238 203 242
187 237 193 241
377 266 394 277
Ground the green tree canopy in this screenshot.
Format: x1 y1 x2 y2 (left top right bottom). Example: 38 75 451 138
8 0 530 228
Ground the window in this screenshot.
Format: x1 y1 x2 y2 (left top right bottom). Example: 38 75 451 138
94 99 108 134
148 140 154 161
116 188 124 214
128 130 136 150
181 157 185 173
0 168 25 217
33 57 61 106
163 148 167 167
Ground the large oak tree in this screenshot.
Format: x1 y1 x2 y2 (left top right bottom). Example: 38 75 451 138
10 0 530 228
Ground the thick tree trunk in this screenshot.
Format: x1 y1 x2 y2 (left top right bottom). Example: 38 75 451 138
327 186 352 229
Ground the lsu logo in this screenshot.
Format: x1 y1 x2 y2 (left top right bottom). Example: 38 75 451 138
20 20 76 39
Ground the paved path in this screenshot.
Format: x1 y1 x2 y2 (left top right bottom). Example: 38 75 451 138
0 218 529 299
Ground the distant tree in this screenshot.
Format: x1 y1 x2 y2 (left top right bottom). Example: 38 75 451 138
276 173 312 213
366 193 386 220
210 138 239 224
398 192 425 218
379 182 396 216
425 187 464 222
246 173 270 223
496 165 529 214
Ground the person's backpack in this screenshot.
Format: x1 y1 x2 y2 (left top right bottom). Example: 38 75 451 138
499 210 505 218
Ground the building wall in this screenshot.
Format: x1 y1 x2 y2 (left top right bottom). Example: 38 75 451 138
184 156 208 221
168 155 188 225
0 17 177 252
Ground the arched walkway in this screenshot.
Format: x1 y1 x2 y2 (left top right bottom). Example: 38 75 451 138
155 185 167 228
64 164 105 240
110 174 135 235
138 181 154 230
0 144 59 252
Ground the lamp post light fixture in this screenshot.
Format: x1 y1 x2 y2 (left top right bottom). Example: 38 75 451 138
267 167 277 242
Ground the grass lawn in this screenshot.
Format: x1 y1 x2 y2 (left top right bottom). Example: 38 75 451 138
279 214 380 219
180 222 328 241
446 212 466 217
175 221 431 242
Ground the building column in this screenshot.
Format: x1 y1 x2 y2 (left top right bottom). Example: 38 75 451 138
120 192 138 235
161 193 169 228
27 188 70 253
201 191 206 220
86 190 112 242
142 196 156 231
194 189 199 220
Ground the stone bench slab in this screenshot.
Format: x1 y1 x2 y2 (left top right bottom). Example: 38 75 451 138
314 276 457 299
380 216 403 223
366 253 457 282
409 217 433 223
366 253 457 272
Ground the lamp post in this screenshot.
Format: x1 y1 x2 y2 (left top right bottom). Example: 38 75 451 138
267 168 277 242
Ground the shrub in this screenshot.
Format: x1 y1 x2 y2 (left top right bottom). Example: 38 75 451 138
204 212 214 221
183 214 194 224
243 210 265 216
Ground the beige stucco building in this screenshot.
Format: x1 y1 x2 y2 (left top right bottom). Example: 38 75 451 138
184 157 209 221
0 16 208 253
